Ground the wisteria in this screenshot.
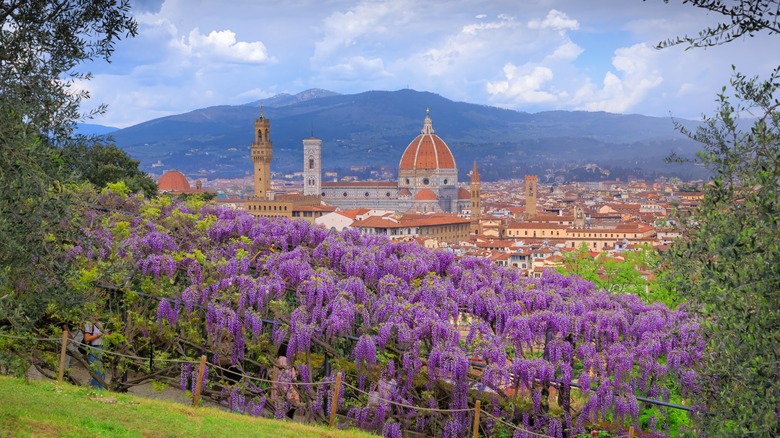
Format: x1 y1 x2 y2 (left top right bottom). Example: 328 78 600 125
72 192 704 437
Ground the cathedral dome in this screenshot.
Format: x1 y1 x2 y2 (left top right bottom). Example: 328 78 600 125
458 188 471 200
158 170 190 192
399 110 456 171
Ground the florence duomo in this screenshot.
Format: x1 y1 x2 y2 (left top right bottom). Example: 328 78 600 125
247 107 474 217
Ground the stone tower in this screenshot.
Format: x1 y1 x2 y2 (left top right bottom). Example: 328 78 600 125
525 175 538 218
574 205 585 228
251 108 272 199
302 136 322 196
469 160 482 234
470 161 481 220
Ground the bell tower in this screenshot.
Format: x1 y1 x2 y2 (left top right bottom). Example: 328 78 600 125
469 161 481 234
303 136 322 196
525 175 538 218
470 161 481 220
252 108 272 199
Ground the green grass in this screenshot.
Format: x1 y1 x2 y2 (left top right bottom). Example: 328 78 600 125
0 376 376 438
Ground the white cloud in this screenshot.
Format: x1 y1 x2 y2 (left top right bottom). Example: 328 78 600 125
318 56 390 81
547 39 583 61
528 9 579 32
313 1 413 62
173 28 273 64
462 14 516 35
394 13 525 82
486 64 557 104
575 43 663 113
236 87 275 101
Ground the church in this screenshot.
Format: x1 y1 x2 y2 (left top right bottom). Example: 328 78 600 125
310 109 473 214
246 108 478 220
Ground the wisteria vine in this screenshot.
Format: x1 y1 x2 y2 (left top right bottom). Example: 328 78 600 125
70 192 703 437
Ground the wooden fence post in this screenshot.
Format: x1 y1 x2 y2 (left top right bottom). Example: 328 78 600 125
57 329 68 383
329 372 343 428
192 355 207 407
472 399 481 438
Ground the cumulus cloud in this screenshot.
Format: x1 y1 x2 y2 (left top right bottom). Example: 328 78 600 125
394 13 524 81
313 1 413 61
173 28 273 64
547 39 583 61
486 64 557 104
574 43 663 113
528 9 579 32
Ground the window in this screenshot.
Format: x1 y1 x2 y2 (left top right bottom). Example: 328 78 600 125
321 192 326 197
365 192 369 197
343 192 348 197
405 178 410 184
423 178 429 185
309 158 314 169
443 179 448 184
386 192 391 197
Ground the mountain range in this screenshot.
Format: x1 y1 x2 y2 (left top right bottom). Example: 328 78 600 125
102 88 707 182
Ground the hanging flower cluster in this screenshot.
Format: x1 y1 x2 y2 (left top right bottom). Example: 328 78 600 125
73 193 703 437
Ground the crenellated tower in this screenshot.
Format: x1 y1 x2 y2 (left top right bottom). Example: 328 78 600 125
303 136 322 196
251 108 272 199
525 175 538 218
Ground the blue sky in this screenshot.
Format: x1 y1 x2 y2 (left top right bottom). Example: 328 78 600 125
80 0 777 128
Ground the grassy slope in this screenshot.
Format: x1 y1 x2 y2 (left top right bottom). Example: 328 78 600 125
0 376 375 438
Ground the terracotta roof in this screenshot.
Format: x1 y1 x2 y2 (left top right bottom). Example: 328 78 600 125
158 170 190 192
399 188 411 196
398 111 456 171
354 213 471 229
399 214 471 227
335 208 371 220
399 135 456 170
458 188 471 199
415 188 438 201
351 216 402 228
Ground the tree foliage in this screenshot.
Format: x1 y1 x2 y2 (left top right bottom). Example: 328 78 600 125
60 141 158 196
662 70 780 437
557 244 681 308
657 2 780 434
656 0 780 49
0 0 138 332
0 0 137 137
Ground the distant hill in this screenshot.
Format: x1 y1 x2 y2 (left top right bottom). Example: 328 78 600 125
109 88 706 182
244 88 341 108
76 123 118 136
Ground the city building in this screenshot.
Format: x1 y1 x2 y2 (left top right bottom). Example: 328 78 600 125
319 109 472 214
157 170 210 195
245 109 330 225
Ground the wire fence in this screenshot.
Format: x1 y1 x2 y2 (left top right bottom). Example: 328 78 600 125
1 331 565 438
